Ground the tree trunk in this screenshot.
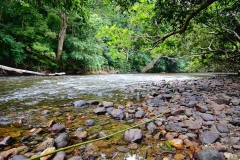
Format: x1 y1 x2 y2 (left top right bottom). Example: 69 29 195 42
56 11 68 61
141 55 162 72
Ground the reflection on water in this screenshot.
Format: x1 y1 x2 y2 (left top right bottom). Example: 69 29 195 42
0 73 229 106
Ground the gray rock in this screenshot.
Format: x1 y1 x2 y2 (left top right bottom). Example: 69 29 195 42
84 119 95 126
111 109 124 120
36 138 54 151
74 100 87 107
0 136 13 146
213 98 229 105
93 107 106 114
41 110 50 115
147 122 157 134
100 101 114 108
74 128 85 135
165 123 187 132
52 151 66 160
68 156 83 160
54 133 69 149
186 100 197 108
124 129 142 142
199 131 219 144
196 105 208 113
231 99 239 106
117 147 130 153
52 124 66 132
184 119 202 130
197 148 224 160
12 155 28 160
216 123 229 133
200 113 214 121
135 110 145 119
151 98 164 105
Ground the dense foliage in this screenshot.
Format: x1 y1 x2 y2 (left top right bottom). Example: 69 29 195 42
0 0 239 74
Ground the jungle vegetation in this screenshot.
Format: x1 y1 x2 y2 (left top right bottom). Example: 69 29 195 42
0 0 239 74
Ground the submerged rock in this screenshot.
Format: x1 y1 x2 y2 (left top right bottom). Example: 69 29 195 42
54 133 69 149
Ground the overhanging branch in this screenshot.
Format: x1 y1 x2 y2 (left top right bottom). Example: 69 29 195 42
151 0 217 50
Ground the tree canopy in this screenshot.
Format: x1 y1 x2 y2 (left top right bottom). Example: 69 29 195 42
0 0 239 74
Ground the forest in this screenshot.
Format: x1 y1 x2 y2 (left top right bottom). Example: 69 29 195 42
0 0 239 74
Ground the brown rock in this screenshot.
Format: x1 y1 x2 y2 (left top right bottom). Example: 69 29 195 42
168 139 184 150
40 147 55 160
36 138 54 152
174 153 185 159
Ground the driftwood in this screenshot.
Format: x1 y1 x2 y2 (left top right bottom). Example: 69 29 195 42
0 65 65 76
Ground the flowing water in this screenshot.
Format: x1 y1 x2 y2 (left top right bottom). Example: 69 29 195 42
0 73 231 159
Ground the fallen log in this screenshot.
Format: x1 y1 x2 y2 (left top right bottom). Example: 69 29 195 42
0 65 65 76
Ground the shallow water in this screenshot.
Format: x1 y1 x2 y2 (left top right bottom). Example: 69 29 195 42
0 73 227 107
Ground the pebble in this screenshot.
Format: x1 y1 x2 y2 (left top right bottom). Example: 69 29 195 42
199 131 219 144
124 129 142 142
198 148 224 160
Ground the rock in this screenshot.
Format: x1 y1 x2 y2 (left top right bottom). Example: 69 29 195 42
165 123 187 132
12 155 28 160
36 138 54 151
98 132 108 138
111 109 124 120
40 147 55 160
186 100 197 108
73 100 87 107
200 113 214 121
151 98 164 105
41 110 51 115
171 107 185 116
51 124 65 132
216 123 229 133
197 148 224 160
147 122 157 134
68 156 83 160
231 99 239 106
76 131 87 140
93 107 106 114
174 153 185 159
100 101 114 108
87 100 99 105
74 128 85 135
135 110 145 119
128 143 138 150
16 146 29 154
232 145 240 150
168 139 184 150
0 148 17 159
209 103 225 111
213 98 229 105
117 147 130 153
124 129 142 143
186 133 197 140
196 105 208 113
184 119 202 130
52 151 66 160
199 131 219 144
0 136 13 146
84 119 95 126
54 133 69 149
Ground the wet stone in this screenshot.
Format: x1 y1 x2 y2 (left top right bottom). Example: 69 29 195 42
216 123 229 133
199 131 219 144
52 151 66 160
231 99 239 106
198 148 224 160
76 131 87 140
117 147 130 153
100 101 114 108
52 124 66 132
12 155 28 160
85 119 95 126
40 147 55 160
36 138 54 152
74 100 87 107
0 136 13 146
151 98 164 105
93 107 106 114
68 156 83 160
147 122 157 134
135 110 145 119
200 113 214 121
111 109 124 120
124 129 142 143
54 133 69 149
165 123 187 132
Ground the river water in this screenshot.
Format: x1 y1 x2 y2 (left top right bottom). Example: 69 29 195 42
0 73 225 107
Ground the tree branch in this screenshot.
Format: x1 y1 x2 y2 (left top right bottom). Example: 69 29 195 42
151 0 217 50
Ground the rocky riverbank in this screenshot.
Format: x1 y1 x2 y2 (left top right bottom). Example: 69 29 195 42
0 76 240 160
